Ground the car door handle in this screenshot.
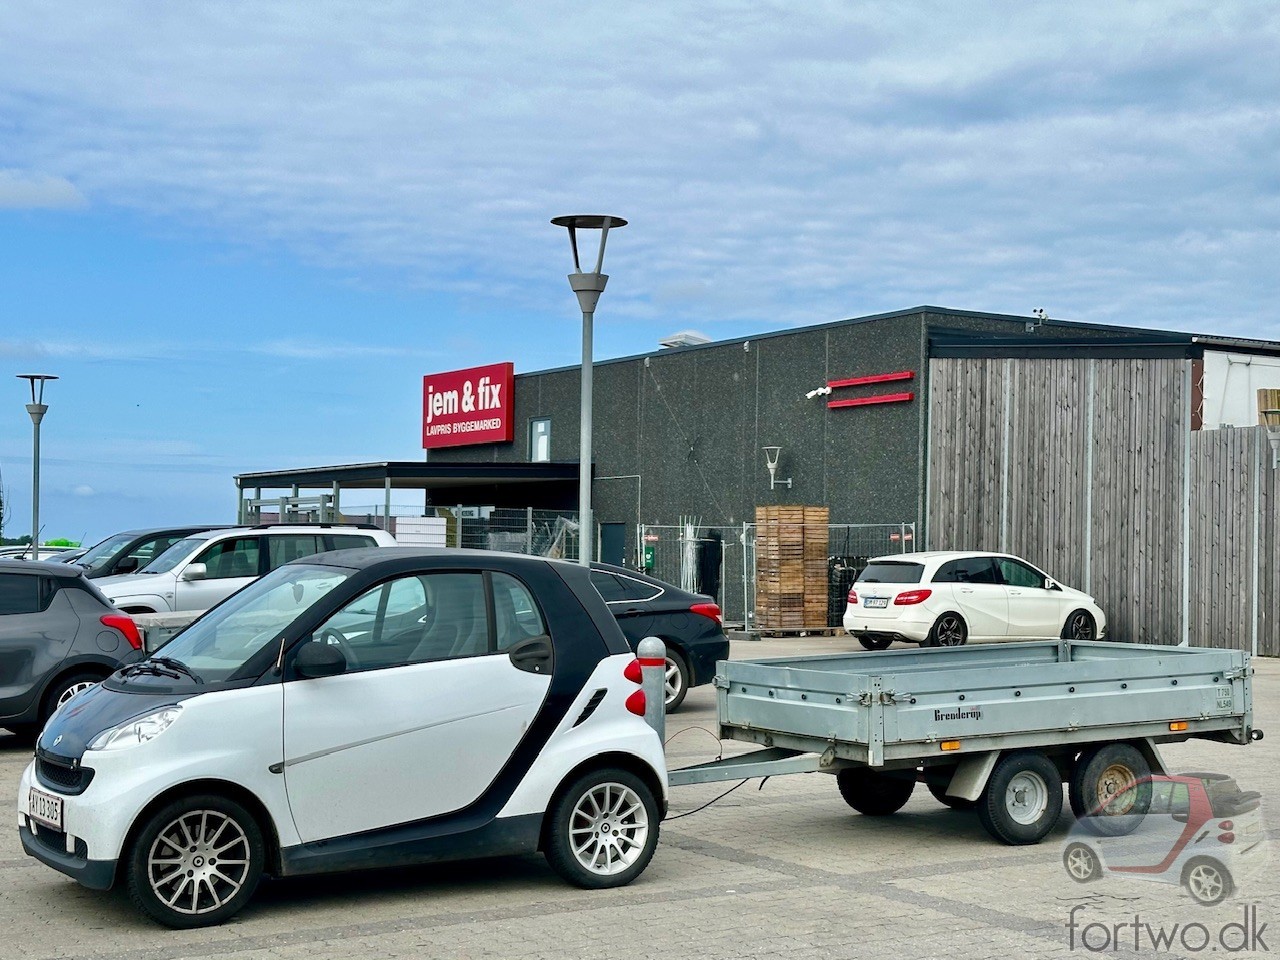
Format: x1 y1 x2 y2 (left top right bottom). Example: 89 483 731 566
959 587 974 594
508 635 554 675
1008 589 1023 596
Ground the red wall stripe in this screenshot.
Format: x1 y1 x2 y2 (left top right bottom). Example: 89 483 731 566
827 370 915 390
827 392 915 409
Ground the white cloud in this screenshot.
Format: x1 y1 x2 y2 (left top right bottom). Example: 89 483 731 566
0 169 85 208
0 1 1277 338
72 484 94 496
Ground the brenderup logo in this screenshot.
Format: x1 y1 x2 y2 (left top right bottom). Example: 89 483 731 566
934 706 983 721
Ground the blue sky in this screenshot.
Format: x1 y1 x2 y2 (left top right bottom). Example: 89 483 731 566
2 2 1279 545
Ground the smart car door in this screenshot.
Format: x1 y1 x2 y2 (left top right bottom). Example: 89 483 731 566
281 570 552 843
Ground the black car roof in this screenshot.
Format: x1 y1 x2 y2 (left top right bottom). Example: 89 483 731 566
297 546 584 573
111 525 233 537
0 558 88 579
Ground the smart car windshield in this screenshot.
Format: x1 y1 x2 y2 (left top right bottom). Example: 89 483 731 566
136 563 352 683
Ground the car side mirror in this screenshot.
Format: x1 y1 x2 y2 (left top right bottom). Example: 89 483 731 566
1044 578 1060 591
116 557 140 574
181 563 208 582
295 641 347 679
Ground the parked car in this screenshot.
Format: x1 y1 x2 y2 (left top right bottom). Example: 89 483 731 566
0 560 142 741
589 563 728 712
48 548 89 564
1063 771 1265 905
20 548 667 928
71 526 232 579
94 524 397 614
843 551 1107 649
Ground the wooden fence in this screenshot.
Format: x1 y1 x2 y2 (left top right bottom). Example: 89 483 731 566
928 357 1278 655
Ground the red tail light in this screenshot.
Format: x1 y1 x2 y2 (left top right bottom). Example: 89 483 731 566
1218 831 1235 844
690 602 722 625
101 614 142 651
623 658 643 684
625 689 647 716
894 589 932 606
847 588 859 605
1219 820 1234 830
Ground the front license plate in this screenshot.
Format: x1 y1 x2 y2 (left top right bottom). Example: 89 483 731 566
28 787 63 831
864 597 889 609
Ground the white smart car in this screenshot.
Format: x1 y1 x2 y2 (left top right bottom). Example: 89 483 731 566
843 551 1107 649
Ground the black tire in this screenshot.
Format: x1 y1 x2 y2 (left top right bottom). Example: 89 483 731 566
663 647 690 712
41 671 105 726
926 613 967 648
1063 842 1102 883
1061 610 1097 641
977 750 1063 845
1069 743 1151 835
1183 857 1233 906
126 793 265 928
856 634 893 651
544 767 659 889
926 777 977 811
836 768 916 815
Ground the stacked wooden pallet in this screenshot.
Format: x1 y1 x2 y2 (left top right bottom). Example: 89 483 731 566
755 505 829 631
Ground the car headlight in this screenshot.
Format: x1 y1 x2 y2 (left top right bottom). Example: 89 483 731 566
87 706 182 751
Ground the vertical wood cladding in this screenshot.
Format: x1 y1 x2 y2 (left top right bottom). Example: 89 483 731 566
931 357 1278 654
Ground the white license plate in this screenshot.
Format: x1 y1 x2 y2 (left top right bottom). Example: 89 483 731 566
864 597 889 609
28 787 63 831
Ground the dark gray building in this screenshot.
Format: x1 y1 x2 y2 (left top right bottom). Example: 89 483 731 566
422 306 1191 561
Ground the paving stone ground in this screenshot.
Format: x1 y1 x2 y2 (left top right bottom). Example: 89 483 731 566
2 636 1275 960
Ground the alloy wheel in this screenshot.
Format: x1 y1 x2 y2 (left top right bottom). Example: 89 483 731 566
568 781 651 876
664 657 684 707
55 681 98 708
936 616 965 646
146 810 252 916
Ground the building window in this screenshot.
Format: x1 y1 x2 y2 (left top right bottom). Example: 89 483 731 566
530 418 551 462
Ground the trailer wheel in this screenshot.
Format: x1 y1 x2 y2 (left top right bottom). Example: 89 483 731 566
977 750 1063 845
926 778 976 810
836 768 915 816
1069 743 1150 835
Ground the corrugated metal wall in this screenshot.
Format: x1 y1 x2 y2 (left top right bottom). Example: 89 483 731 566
928 357 1277 654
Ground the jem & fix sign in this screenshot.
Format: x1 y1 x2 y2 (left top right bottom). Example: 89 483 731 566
422 362 515 449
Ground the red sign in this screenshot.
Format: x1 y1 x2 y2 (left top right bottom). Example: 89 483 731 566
422 362 515 449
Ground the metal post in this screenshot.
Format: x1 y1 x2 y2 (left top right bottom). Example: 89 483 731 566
637 636 666 742
29 410 42 559
526 506 534 555
384 477 392 535
580 307 594 565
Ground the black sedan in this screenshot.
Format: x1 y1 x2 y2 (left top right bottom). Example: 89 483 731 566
590 563 729 711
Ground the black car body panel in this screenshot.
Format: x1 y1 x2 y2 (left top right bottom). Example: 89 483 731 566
76 526 232 579
590 563 730 688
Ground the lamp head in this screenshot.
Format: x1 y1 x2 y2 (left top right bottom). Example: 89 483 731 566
17 374 58 406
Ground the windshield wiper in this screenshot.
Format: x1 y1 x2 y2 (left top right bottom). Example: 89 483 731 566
121 657 202 684
121 661 183 681
150 656 203 683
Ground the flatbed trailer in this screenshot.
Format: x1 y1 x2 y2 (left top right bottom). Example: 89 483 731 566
667 640 1263 844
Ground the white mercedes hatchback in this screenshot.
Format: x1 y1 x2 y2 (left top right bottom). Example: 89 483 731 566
842 551 1107 649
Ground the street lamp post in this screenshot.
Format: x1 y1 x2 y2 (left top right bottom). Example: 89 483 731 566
551 214 627 566
17 374 58 561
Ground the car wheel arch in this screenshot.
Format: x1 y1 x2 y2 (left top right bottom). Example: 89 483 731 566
120 779 283 883
537 751 666 852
